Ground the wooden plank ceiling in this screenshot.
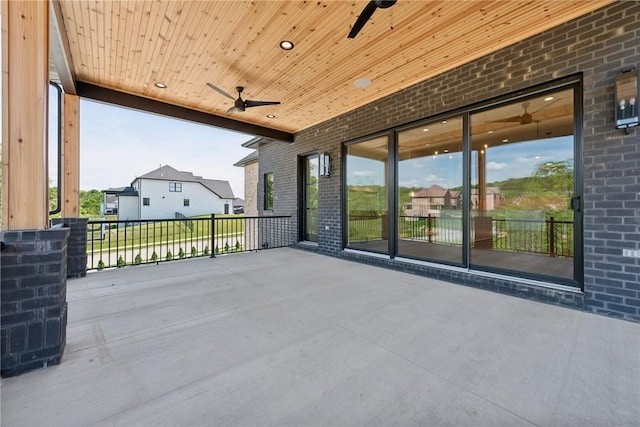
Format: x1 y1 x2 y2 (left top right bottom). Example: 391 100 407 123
54 0 612 136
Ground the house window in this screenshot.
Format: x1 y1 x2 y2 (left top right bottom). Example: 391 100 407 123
169 182 182 192
264 173 274 210
184 199 190 207
143 197 150 206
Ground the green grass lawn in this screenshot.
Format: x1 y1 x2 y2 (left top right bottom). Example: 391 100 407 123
87 215 245 252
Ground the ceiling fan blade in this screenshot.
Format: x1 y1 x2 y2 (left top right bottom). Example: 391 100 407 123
348 1 378 39
245 100 281 108
226 106 242 114
207 83 236 100
490 116 522 123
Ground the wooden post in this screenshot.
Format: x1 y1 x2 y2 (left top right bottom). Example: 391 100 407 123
1 0 49 230
61 94 80 217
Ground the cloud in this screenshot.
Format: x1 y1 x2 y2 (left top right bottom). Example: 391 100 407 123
425 174 446 183
399 180 422 188
486 161 509 170
352 170 377 178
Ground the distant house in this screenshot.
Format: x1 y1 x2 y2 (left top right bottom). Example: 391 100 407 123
107 165 235 221
403 185 459 217
470 187 504 211
102 187 125 214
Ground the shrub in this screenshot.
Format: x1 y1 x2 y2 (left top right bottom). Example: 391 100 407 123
215 245 219 255
134 254 142 265
150 251 158 262
224 242 230 253
97 259 105 270
117 256 125 268
178 248 185 259
191 246 197 257
204 246 210 256
165 251 173 261
235 240 240 252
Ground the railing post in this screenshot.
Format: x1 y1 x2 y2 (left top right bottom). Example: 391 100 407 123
427 215 433 243
210 214 216 258
548 216 555 257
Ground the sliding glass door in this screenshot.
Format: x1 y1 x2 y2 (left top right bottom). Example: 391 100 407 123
397 117 464 265
345 136 390 254
342 81 582 285
470 88 577 280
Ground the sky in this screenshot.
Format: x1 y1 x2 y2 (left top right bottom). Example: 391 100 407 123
348 136 574 189
47 88 254 198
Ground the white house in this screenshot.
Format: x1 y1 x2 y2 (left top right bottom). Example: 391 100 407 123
112 165 235 220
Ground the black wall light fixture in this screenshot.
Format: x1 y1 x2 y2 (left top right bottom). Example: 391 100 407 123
615 68 638 132
319 152 331 177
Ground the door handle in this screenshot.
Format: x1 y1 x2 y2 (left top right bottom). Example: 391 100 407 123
570 196 581 212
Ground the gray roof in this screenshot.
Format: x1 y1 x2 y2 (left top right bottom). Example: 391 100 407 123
103 186 127 194
233 150 258 167
134 165 234 199
103 186 138 197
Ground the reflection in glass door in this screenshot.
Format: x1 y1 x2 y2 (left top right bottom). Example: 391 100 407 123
470 88 578 281
302 155 319 242
397 117 464 265
345 136 390 254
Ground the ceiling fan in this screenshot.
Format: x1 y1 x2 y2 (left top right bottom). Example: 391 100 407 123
494 102 541 125
206 83 280 114
347 0 397 39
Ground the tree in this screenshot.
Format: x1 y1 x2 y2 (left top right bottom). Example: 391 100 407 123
533 159 573 196
80 189 103 217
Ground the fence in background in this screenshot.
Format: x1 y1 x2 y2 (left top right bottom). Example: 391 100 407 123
87 215 292 270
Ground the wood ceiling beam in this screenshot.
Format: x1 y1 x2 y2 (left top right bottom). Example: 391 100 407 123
75 82 294 143
50 0 76 94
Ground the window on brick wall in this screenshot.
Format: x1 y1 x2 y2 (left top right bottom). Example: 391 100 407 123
264 173 274 210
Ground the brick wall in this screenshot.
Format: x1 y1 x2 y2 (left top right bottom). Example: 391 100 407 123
1 228 70 377
52 218 88 278
259 2 640 321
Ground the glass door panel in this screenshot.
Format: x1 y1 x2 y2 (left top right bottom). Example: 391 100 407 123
303 155 319 242
470 88 576 281
346 136 389 253
397 117 464 265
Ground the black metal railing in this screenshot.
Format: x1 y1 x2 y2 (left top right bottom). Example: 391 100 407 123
348 213 574 257
492 216 573 257
87 215 292 270
399 215 462 245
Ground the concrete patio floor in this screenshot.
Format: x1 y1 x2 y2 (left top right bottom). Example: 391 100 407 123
1 248 639 426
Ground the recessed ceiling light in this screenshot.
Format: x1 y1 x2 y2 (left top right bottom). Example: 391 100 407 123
443 149 449 153
502 139 509 143
279 40 294 50
423 128 429 132
354 78 372 88
154 82 167 88
441 120 447 124
488 130 494 134
266 114 276 119
544 96 554 101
